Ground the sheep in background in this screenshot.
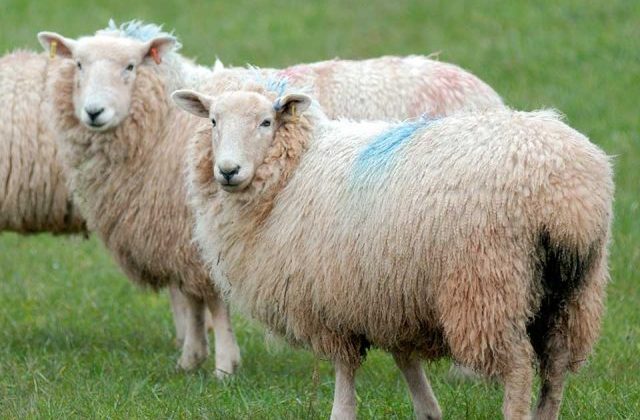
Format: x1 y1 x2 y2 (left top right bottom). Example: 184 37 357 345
174 83 613 419
0 51 86 234
210 54 504 119
39 20 241 375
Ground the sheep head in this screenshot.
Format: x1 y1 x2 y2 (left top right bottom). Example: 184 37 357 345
172 88 311 193
38 29 175 132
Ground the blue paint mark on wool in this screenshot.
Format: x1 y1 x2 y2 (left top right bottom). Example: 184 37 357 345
353 117 433 181
248 67 289 98
103 19 181 49
265 76 289 98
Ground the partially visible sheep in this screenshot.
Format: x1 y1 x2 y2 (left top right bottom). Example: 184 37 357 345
208 55 504 119
0 51 86 234
39 21 241 375
174 83 613 419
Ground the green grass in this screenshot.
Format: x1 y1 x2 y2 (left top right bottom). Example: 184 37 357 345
1 0 639 418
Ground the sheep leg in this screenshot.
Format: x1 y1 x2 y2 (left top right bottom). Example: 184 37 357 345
169 285 215 348
205 307 215 333
330 360 357 420
533 336 569 420
501 339 534 420
168 284 187 347
205 295 240 379
176 293 209 371
392 352 442 420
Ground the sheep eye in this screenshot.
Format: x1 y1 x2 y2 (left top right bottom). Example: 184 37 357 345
211 118 217 127
126 64 135 71
76 61 82 70
260 119 271 127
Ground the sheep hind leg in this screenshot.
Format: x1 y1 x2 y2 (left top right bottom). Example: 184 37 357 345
330 359 358 420
501 338 535 420
176 293 209 371
392 352 442 420
205 295 240 379
533 335 569 420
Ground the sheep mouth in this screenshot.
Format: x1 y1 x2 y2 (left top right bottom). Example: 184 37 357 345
87 121 107 129
221 182 241 191
219 180 249 192
81 120 112 132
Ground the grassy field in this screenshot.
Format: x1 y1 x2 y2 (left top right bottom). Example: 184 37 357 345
1 0 638 418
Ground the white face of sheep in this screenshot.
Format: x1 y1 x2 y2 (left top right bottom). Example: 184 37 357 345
172 89 311 192
38 32 175 131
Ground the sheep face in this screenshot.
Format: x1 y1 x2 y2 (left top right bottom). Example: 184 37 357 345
173 89 311 192
38 31 175 132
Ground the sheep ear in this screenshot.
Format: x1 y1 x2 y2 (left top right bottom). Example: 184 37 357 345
37 32 77 58
171 89 213 118
274 93 312 121
143 36 176 65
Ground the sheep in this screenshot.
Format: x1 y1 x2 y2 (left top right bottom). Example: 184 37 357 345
207 54 504 119
38 20 241 375
0 33 219 353
173 82 613 419
0 50 86 234
39 20 507 375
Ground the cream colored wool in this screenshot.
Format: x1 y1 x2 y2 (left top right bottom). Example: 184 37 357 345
180 85 613 419
41 18 504 376
0 51 85 233
41 22 240 374
210 54 504 119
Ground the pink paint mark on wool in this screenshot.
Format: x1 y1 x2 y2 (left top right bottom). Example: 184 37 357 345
410 67 486 117
277 64 311 83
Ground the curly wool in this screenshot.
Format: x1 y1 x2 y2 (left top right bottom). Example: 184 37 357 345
209 54 504 120
188 97 613 376
0 50 86 234
50 59 213 297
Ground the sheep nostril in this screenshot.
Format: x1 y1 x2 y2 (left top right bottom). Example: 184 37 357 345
218 165 240 182
85 107 105 122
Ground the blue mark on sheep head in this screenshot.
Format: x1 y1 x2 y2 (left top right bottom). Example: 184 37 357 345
102 19 181 50
248 67 290 98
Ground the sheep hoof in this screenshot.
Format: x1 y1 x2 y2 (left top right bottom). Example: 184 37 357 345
176 350 208 371
215 353 241 379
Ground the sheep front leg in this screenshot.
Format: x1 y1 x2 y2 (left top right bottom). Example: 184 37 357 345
392 352 442 420
330 360 357 420
176 293 209 371
168 284 187 347
169 285 216 348
206 295 240 378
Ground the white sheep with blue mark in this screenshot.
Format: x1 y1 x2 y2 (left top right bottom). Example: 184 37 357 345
174 81 613 420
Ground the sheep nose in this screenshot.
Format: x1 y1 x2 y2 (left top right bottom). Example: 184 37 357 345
218 165 240 182
85 107 104 122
